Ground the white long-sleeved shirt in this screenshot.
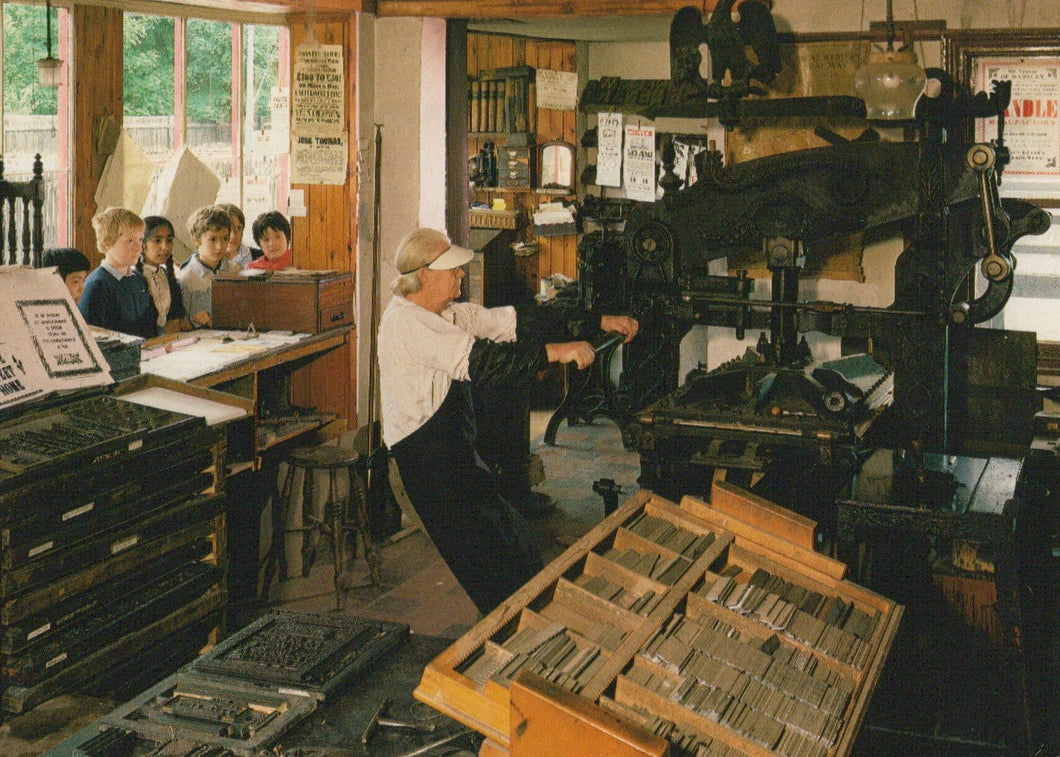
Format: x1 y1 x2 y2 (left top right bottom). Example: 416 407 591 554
378 296 516 447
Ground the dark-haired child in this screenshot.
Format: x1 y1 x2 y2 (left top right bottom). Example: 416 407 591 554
246 211 292 271
41 247 91 304
138 216 189 333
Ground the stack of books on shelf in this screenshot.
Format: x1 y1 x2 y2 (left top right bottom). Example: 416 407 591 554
469 65 535 134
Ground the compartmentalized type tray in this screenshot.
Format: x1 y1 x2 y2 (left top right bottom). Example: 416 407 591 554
415 489 903 756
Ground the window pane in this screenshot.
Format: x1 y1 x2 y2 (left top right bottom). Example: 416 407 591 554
123 13 176 171
2 2 70 247
1000 210 1060 340
242 23 290 234
187 19 236 206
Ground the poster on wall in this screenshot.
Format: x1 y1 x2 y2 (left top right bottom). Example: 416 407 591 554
291 133 349 185
292 44 345 137
623 123 656 202
254 87 290 155
976 58 1060 181
536 69 578 111
596 112 623 187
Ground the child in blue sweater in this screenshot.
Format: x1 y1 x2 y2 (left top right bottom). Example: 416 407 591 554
79 208 157 339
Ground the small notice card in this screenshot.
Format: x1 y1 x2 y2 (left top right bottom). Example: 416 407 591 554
623 123 656 202
536 69 578 111
597 112 624 187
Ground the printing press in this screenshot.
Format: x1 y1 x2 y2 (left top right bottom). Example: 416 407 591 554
554 25 1060 751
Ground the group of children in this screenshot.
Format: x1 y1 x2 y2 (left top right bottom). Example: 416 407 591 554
43 205 293 339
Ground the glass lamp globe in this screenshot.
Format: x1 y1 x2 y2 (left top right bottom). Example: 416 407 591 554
854 48 926 121
36 56 62 88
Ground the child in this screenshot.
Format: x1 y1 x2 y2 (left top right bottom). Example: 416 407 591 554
246 211 292 271
79 208 158 339
178 206 235 328
216 203 261 270
41 247 91 304
138 216 189 333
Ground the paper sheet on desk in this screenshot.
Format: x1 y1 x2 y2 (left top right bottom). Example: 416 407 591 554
140 330 314 381
212 342 271 354
118 386 249 425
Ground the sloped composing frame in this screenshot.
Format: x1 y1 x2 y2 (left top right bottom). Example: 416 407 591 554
415 490 902 755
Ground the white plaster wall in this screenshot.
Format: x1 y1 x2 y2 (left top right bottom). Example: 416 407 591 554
356 16 427 426
357 16 450 424
419 19 448 230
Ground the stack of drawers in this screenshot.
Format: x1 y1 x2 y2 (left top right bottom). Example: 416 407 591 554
499 140 533 189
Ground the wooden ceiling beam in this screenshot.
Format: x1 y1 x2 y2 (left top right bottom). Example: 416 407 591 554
376 0 725 18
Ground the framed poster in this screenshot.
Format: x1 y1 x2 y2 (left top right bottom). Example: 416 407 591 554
944 29 1060 199
944 30 1060 343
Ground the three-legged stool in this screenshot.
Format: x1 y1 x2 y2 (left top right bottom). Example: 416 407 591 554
261 444 381 610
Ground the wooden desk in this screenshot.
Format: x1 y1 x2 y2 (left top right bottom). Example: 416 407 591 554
141 327 354 606
142 326 352 459
187 327 349 390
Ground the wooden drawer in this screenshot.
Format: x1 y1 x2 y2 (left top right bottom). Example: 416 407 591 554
213 272 354 333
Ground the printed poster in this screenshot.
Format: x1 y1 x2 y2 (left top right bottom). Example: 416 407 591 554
597 112 623 187
536 69 578 111
292 44 345 137
291 133 349 186
623 124 656 202
977 58 1060 179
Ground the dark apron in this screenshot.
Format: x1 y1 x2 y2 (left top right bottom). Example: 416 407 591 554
390 380 543 614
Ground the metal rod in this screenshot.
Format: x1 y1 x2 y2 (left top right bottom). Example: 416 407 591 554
680 293 929 318
390 728 474 757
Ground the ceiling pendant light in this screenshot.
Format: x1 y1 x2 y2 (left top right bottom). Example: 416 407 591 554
854 0 926 121
36 0 62 88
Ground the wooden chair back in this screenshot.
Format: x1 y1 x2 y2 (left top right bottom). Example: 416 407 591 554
0 154 45 267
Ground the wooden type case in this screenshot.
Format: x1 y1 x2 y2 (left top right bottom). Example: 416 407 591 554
212 271 353 334
414 488 902 756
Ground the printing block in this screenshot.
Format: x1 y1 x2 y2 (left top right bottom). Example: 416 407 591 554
97 672 316 756
185 609 410 700
68 610 410 756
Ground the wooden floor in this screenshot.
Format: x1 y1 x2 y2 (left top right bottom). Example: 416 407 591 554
255 411 641 638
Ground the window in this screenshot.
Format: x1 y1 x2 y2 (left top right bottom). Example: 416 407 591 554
1 1 71 246
123 13 290 252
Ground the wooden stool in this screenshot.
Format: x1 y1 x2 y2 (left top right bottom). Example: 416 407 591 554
260 444 381 610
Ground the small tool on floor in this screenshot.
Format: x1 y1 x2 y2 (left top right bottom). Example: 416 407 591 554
361 698 436 745
391 728 475 757
593 477 627 516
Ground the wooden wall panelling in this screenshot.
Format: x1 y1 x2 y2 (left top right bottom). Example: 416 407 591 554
287 15 357 425
72 5 124 265
467 34 581 295
526 40 578 282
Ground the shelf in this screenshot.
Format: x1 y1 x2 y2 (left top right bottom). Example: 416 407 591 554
256 413 338 452
472 186 532 194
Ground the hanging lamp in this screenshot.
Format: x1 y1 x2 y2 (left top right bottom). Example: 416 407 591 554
854 0 926 120
36 0 62 87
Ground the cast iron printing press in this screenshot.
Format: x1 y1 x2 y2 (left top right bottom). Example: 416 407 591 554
553 7 1059 750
